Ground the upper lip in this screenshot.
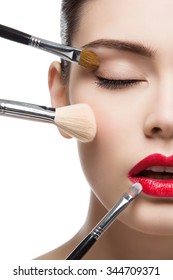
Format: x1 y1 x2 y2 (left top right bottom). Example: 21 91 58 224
128 153 173 176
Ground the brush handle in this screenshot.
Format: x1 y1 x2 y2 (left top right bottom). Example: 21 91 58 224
0 99 55 121
66 187 141 260
66 196 130 260
0 24 31 45
0 24 81 62
66 234 96 260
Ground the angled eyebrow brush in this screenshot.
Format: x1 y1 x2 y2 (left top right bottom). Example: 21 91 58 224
0 24 99 70
0 99 96 143
66 183 142 260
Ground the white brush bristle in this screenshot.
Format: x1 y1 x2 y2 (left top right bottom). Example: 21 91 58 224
128 183 142 197
54 104 96 143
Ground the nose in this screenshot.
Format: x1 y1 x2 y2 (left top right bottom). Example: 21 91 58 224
143 87 173 139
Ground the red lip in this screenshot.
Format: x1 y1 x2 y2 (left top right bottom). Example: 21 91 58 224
128 153 173 197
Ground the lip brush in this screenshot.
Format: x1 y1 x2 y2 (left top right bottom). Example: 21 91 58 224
0 24 99 70
0 99 96 143
66 183 142 260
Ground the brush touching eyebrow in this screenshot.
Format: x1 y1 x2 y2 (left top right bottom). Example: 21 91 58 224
82 39 156 58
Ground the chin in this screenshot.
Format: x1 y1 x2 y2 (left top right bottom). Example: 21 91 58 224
120 201 173 236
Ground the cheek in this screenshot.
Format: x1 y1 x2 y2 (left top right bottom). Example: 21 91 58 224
77 105 133 208
68 70 142 208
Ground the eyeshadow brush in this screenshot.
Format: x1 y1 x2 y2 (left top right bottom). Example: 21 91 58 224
66 183 142 260
0 99 96 143
0 24 99 70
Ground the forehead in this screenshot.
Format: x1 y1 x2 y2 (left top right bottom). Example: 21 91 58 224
73 0 173 51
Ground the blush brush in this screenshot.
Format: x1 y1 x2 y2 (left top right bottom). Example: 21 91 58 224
0 24 99 70
0 99 96 143
66 183 142 260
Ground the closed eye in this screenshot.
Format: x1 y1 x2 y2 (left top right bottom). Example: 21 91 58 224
95 76 146 90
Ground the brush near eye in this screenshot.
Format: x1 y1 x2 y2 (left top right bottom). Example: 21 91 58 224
0 24 99 70
79 49 99 70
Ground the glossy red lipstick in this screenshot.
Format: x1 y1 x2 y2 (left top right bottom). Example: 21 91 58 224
128 154 173 197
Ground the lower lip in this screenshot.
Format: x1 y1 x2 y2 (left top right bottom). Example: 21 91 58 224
128 176 173 197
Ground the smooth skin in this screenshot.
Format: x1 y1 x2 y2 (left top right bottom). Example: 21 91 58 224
37 0 173 259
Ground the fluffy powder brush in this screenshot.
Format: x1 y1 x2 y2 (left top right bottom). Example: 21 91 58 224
0 99 97 143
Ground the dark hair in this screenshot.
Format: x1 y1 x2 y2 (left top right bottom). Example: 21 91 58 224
60 0 89 82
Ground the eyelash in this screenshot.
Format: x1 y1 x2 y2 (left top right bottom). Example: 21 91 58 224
95 76 144 90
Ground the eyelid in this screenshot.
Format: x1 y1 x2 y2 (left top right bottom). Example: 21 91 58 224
94 68 146 81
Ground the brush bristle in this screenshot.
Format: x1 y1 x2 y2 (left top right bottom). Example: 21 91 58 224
54 104 96 143
128 183 142 197
79 49 99 70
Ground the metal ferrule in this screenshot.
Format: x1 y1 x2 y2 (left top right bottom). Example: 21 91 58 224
91 226 103 239
0 99 55 122
29 36 81 63
91 193 133 240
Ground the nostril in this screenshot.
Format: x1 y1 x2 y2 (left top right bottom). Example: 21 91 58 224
151 127 162 134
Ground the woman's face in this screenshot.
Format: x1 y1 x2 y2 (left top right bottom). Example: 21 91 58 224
65 0 173 235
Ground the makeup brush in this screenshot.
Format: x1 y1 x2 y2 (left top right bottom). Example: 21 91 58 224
66 182 142 260
0 24 99 70
0 99 96 143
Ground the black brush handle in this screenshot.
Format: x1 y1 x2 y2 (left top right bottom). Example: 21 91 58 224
66 234 96 260
0 24 31 45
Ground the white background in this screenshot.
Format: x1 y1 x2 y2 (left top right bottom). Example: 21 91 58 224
0 0 89 261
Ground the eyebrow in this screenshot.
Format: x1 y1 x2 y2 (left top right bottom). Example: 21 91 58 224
82 39 156 58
